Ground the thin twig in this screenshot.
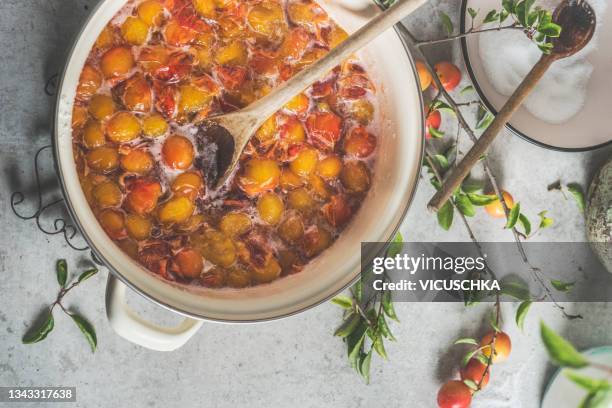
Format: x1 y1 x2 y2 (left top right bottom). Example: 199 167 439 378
415 24 523 47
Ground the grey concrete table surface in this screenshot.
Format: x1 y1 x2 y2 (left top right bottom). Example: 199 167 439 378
1 0 611 407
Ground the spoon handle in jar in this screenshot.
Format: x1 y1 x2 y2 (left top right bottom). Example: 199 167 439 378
244 0 428 122
427 52 558 213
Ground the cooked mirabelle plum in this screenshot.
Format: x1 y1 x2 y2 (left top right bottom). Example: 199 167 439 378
137 0 165 26
178 84 211 114
217 16 242 38
316 155 342 179
76 65 102 100
193 0 216 18
322 194 351 227
193 230 236 268
255 115 277 143
279 27 310 60
215 41 247 65
280 118 305 144
278 214 304 243
201 267 226 288
93 181 123 208
306 111 342 150
290 147 318 177
343 126 377 158
82 120 106 149
284 93 309 116
172 248 203 278
220 212 252 237
158 196 194 224
238 158 280 196
287 188 315 212
126 214 152 241
142 113 169 138
98 209 126 239
88 94 115 121
171 171 203 200
95 25 115 50
121 16 150 45
106 112 141 143
247 2 286 37
163 18 197 47
86 147 119 173
120 149 154 174
257 193 284 225
101 47 135 78
226 267 250 288
122 74 152 112
349 99 374 125
304 224 332 257
162 135 194 169
279 168 304 190
287 1 325 27
341 161 370 193
72 105 88 129
328 25 348 48
308 173 329 200
251 256 282 283
126 179 162 215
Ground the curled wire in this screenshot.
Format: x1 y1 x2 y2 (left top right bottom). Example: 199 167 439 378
10 145 90 251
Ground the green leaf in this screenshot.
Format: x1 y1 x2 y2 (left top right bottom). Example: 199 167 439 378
429 126 445 139
551 280 575 293
430 100 456 116
580 388 612 408
538 23 561 37
518 213 532 236
538 42 554 54
359 349 373 383
463 379 479 391
456 194 476 217
567 183 586 213
502 0 515 12
460 85 475 95
540 321 589 368
352 280 363 303
334 313 361 338
467 7 478 19
22 310 54 344
461 179 484 194
347 322 368 368
538 211 554 229
566 371 611 393
483 9 499 23
467 193 497 206
56 259 67 288
516 0 536 27
489 311 501 333
454 337 479 346
70 314 97 353
373 336 387 359
77 268 98 283
500 280 531 301
437 201 454 231
433 154 450 171
440 11 454 36
331 295 353 309
475 353 489 365
461 349 480 367
386 232 403 259
516 300 532 331
505 202 521 229
382 291 399 322
499 9 510 23
476 112 494 130
378 314 396 341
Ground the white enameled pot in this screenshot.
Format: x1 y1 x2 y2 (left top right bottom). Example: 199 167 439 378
54 0 424 351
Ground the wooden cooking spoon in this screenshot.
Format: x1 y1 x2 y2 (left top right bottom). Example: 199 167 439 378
427 0 596 212
201 0 428 189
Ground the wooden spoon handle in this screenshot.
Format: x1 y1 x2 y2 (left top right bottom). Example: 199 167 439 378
427 53 557 212
245 0 428 122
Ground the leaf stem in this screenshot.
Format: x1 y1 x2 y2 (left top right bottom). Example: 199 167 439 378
414 24 523 47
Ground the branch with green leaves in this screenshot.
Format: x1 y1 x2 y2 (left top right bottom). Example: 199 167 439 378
22 259 98 352
331 233 402 383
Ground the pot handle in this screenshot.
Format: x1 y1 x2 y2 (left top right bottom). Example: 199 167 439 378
105 275 203 351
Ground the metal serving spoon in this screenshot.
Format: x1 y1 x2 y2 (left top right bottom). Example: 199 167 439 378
200 0 428 189
428 0 596 212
